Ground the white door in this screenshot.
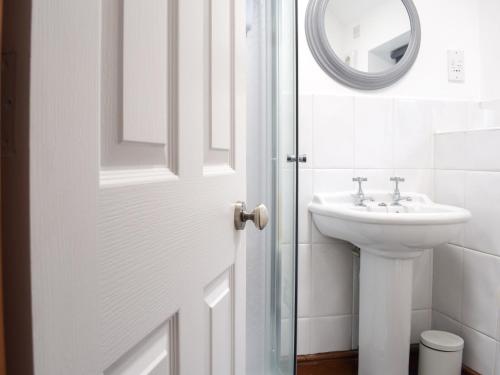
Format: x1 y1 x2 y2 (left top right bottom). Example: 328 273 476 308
29 1 248 374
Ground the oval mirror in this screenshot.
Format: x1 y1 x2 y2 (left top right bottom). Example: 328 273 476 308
305 0 421 90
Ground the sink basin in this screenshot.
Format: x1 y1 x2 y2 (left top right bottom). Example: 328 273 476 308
309 191 471 375
309 191 471 257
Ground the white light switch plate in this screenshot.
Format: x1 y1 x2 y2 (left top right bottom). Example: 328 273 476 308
448 50 465 82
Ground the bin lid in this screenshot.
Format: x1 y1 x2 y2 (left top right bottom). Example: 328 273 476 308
420 330 464 352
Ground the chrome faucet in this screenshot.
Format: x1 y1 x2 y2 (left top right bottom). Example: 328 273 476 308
390 177 412 205
352 177 374 206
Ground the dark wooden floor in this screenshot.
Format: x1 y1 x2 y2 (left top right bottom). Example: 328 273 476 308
297 346 479 375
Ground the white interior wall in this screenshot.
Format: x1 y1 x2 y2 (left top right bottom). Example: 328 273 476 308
297 0 500 370
300 0 481 98
478 0 500 101
432 128 500 375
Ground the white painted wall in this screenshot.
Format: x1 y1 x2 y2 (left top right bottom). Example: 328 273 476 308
299 0 482 98
478 0 500 100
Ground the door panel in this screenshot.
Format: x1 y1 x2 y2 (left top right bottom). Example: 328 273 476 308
30 1 246 375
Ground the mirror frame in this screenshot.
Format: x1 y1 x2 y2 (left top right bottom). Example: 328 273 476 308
305 0 421 90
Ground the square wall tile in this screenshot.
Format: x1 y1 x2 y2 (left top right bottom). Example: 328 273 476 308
462 325 497 375
299 95 313 169
464 129 500 171
310 315 352 354
297 318 311 355
352 314 359 349
354 97 394 169
313 95 354 169
411 310 432 344
298 245 312 318
432 100 476 133
462 249 500 339
311 241 354 316
312 221 336 245
432 244 463 322
434 132 466 170
434 170 465 206
313 169 354 194
396 169 434 199
464 171 500 256
412 249 433 310
298 169 313 244
496 342 500 375
434 170 465 245
431 310 463 337
480 100 500 129
394 100 434 169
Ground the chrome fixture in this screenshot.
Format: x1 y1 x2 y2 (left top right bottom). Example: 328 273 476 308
286 154 307 163
352 177 374 206
390 177 412 205
234 202 269 230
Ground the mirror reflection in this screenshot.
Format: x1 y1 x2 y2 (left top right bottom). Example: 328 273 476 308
325 0 411 73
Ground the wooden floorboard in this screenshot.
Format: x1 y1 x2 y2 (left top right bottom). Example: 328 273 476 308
297 346 478 375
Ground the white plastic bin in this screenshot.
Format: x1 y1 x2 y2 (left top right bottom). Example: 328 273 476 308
418 330 464 375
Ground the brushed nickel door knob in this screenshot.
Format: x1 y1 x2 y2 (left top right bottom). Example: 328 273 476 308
234 202 269 230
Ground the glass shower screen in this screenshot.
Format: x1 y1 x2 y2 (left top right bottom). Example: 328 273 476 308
268 0 298 374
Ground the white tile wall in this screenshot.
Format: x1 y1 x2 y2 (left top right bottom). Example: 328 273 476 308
298 169 313 244
432 101 479 133
464 129 500 171
394 100 434 169
298 95 439 355
462 325 497 375
297 318 310 355
434 132 466 170
464 172 500 256
433 128 500 374
411 310 433 344
432 244 463 321
496 343 500 375
297 97 500 371
412 249 433 310
312 95 354 169
432 310 463 337
309 315 352 353
299 95 313 169
462 249 500 339
310 242 353 317
354 98 394 169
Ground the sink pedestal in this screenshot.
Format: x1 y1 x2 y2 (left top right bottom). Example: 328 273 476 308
358 247 422 375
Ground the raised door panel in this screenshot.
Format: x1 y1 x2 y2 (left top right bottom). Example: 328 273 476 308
123 0 169 145
100 0 177 178
204 0 235 174
104 315 178 375
204 268 234 375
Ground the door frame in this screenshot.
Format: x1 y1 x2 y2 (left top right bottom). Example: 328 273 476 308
0 0 6 371
1 0 34 374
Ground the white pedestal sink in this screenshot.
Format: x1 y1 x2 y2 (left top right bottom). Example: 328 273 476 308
309 192 471 375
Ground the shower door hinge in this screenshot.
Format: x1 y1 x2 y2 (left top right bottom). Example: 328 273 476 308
286 154 307 163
